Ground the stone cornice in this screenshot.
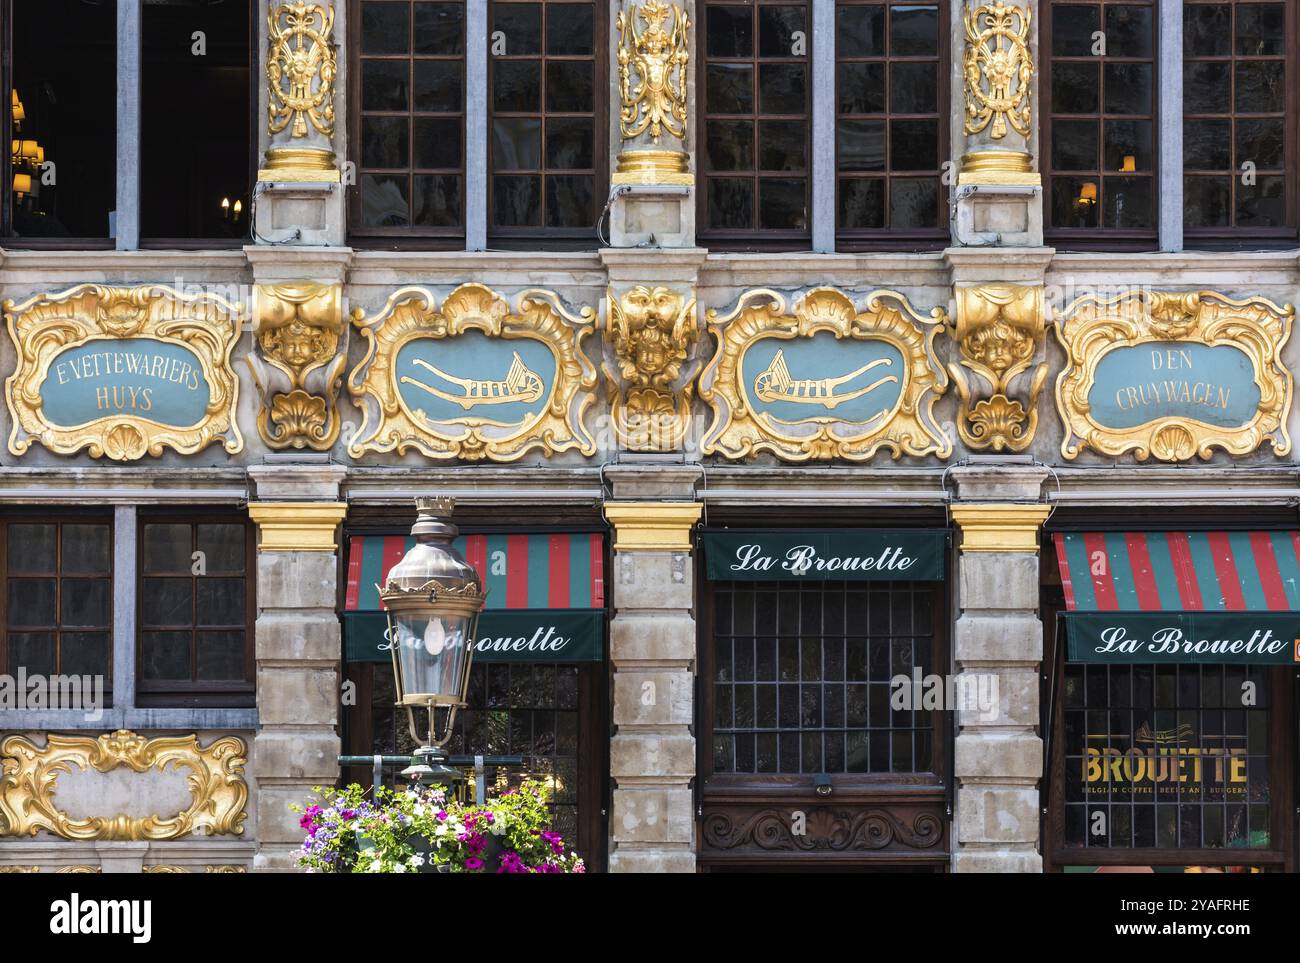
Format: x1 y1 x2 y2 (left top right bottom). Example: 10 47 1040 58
951 504 1052 553
605 502 703 551
248 502 347 552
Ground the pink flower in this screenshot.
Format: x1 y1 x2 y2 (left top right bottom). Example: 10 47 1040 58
465 857 483 871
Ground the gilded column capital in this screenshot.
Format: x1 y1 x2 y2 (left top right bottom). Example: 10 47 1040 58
248 282 347 451
260 1 340 182
959 1 1038 185
604 284 700 452
613 1 692 186
605 502 703 552
948 284 1047 453
248 501 347 552
950 503 1051 554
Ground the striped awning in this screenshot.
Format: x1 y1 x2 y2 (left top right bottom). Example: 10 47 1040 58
1054 532 1300 665
1055 531 1300 612
345 532 605 612
343 532 605 664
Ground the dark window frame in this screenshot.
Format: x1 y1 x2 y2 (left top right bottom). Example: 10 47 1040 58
1041 0 1160 250
1182 0 1298 246
135 511 255 709
487 0 609 245
697 0 813 250
0 513 115 692
348 0 469 245
834 0 950 250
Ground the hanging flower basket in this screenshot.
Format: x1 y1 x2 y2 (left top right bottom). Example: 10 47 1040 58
292 780 584 874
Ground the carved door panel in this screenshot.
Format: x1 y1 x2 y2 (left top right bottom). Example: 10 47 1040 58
698 578 951 871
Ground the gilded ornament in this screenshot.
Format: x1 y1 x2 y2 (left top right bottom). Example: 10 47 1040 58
949 285 1047 452
700 287 951 462
963 2 1033 140
1054 290 1294 461
617 2 690 144
267 2 337 140
3 284 244 462
347 283 598 462
605 285 699 451
249 282 346 450
0 730 248 842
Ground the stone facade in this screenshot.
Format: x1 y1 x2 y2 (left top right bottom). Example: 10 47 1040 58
1 0 1297 874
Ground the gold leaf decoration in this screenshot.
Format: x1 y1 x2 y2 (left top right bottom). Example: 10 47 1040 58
963 1 1033 140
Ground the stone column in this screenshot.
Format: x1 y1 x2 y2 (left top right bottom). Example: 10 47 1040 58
603 465 702 873
247 463 348 872
949 464 1049 873
255 0 346 245
607 0 696 247
951 0 1042 246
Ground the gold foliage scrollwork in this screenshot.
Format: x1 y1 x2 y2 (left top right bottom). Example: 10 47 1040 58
616 1 691 145
267 2 337 140
347 283 598 462
0 730 248 842
248 283 346 450
949 285 1047 452
699 287 951 462
963 1 1033 140
605 285 699 451
3 284 244 462
1054 290 1294 462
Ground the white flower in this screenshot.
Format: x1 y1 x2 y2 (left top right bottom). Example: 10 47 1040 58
489 815 507 837
369 858 382 872
435 824 449 837
414 804 427 817
409 854 426 867
393 862 407 873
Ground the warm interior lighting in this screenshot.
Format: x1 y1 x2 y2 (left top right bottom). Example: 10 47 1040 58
1120 155 1136 173
1078 182 1098 204
13 173 32 197
232 199 243 219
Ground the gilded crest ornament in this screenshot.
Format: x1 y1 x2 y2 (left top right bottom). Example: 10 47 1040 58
963 1 1033 140
248 282 346 450
0 731 248 841
267 2 337 140
700 288 951 462
605 285 699 451
347 283 598 462
1054 290 1294 462
617 1 690 144
3 284 244 462
949 285 1047 452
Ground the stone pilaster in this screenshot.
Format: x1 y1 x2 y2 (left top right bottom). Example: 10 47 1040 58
255 0 346 245
604 464 701 873
247 463 348 872
949 464 1049 873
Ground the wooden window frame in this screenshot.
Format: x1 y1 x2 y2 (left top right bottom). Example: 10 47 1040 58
135 511 255 709
834 0 950 251
0 512 115 692
1182 0 1298 247
487 0 608 245
1041 0 1160 251
349 0 469 246
696 0 813 251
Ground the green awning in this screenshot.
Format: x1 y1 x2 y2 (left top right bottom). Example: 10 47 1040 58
344 610 605 664
703 529 947 582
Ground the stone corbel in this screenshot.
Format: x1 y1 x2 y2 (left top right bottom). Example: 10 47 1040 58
248 282 347 450
604 284 700 452
948 284 1047 452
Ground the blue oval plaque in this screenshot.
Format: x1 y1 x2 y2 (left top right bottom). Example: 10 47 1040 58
740 332 906 425
394 331 557 427
1087 342 1261 430
42 338 211 428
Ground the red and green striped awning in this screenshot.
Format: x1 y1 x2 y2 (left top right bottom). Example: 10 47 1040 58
343 532 606 664
1055 531 1300 613
345 532 605 612
1054 532 1300 665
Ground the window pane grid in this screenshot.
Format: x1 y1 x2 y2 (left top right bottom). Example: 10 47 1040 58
1062 662 1272 850
489 0 601 235
1183 1 1292 235
835 1 945 240
356 1 467 236
1045 1 1158 238
711 580 935 775
2 520 112 683
700 1 811 240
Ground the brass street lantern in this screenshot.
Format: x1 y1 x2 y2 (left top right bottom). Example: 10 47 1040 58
380 497 485 785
